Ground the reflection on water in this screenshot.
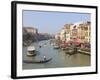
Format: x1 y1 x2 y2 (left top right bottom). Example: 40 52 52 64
23 40 90 69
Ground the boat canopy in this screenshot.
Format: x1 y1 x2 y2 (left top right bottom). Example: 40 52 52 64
28 46 35 51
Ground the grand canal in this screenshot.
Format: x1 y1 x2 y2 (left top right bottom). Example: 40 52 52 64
23 40 90 69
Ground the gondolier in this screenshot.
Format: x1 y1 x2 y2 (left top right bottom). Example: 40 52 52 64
43 56 46 61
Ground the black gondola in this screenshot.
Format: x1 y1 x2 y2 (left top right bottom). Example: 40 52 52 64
23 58 52 63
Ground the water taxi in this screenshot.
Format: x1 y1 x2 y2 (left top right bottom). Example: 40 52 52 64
27 46 36 57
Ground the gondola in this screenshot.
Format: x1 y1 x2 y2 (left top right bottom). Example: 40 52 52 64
23 58 52 63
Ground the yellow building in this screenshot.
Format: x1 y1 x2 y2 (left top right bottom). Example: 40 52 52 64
84 22 91 43
77 21 91 43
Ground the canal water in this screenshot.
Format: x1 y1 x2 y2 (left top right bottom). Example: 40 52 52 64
23 40 90 70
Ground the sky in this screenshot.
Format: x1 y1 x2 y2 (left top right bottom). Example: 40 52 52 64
23 10 90 34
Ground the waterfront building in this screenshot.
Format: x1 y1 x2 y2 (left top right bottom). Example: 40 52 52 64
63 24 72 43
23 27 38 44
70 25 78 40
59 29 66 42
77 21 91 44
55 21 91 47
55 33 60 40
23 27 38 35
59 24 73 43
84 22 91 43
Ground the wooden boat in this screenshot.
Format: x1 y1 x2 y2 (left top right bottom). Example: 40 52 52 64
23 58 52 63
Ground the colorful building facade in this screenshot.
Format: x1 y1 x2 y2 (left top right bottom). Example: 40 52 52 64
55 21 91 46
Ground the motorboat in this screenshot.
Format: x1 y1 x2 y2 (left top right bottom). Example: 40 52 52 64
53 46 59 49
65 49 74 55
27 52 36 56
53 45 60 49
51 43 54 46
27 46 36 57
